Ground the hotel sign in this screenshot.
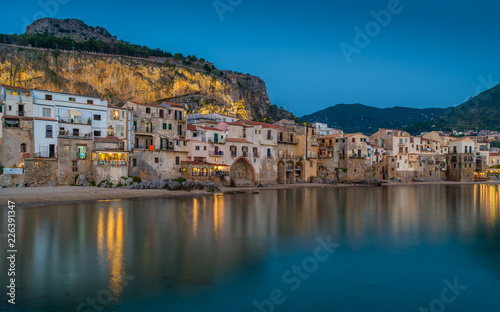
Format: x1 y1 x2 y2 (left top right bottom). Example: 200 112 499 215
3 168 23 175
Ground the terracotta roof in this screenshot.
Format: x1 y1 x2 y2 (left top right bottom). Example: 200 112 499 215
162 102 185 108
240 120 289 130
94 136 123 143
128 101 158 107
225 122 247 127
181 161 229 167
452 137 474 142
490 153 500 157
187 124 197 131
226 138 252 143
345 132 368 138
197 126 223 132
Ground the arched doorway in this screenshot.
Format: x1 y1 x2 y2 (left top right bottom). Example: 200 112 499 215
277 161 286 184
230 157 255 185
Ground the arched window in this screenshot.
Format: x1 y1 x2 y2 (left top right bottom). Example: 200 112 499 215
20 143 27 153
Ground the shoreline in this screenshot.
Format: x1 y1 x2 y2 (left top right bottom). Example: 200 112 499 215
1 181 499 207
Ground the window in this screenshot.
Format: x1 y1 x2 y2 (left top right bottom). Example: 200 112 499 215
159 109 164 118
0 106 2 113
20 143 27 153
183 141 188 146
132 159 137 167
69 97 76 102
253 147 258 157
45 94 52 100
146 107 151 114
178 125 183 136
195 146 200 151
8 105 12 111
168 124 172 130
42 108 51 117
94 131 101 137
116 125 124 137
72 161 78 172
133 121 137 131
77 146 86 159
46 125 53 138
93 115 101 121
73 128 80 137
267 148 271 157
87 100 94 105
176 141 180 146
175 157 180 166
267 130 272 140
155 157 159 164
204 146 207 151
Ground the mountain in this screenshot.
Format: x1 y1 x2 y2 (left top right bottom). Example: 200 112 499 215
0 18 296 122
403 84 500 134
301 104 445 135
25 18 121 43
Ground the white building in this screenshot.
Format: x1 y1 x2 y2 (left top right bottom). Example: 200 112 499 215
312 122 343 137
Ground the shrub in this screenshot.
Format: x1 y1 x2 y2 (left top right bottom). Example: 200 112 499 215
90 181 96 187
129 176 142 183
172 178 187 183
116 183 123 188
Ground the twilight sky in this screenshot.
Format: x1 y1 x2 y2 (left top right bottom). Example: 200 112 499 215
2 0 500 116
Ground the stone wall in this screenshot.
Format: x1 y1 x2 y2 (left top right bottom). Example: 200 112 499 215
24 158 57 186
95 165 128 184
57 138 94 185
129 150 184 181
446 153 475 182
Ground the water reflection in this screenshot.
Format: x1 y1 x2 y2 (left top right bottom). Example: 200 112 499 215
0 185 499 311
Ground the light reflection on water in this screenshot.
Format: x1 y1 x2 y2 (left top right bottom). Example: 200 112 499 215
0 184 499 311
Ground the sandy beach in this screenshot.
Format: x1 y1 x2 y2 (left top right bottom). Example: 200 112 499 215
0 181 498 207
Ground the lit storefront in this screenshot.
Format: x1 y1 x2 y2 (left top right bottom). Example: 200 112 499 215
92 151 129 166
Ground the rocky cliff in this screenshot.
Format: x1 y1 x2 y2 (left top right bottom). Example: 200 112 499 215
0 44 284 120
0 18 295 121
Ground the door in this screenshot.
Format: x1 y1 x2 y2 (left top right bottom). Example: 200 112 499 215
18 105 24 117
49 144 55 158
214 133 219 143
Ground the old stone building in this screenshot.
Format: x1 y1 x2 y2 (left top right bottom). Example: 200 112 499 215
446 138 475 182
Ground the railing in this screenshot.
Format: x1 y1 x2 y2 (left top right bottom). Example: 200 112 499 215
95 160 129 166
191 171 229 177
231 152 238 158
209 150 224 156
18 111 25 117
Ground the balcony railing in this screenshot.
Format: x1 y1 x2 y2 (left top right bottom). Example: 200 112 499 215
209 150 224 156
95 160 129 166
18 111 25 117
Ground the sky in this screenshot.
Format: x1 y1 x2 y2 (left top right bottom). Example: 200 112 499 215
2 0 500 116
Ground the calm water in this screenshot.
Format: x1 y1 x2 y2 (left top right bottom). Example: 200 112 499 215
1 185 500 312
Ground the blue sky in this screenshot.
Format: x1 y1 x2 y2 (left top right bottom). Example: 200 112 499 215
2 0 500 116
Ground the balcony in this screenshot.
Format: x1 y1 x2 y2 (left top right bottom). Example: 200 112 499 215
208 138 226 144
311 141 319 146
209 150 224 156
95 160 128 166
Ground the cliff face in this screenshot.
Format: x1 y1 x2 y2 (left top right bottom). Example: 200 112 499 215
0 45 276 120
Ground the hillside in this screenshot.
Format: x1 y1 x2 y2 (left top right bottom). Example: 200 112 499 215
26 18 121 43
301 104 445 135
0 18 296 122
403 84 500 134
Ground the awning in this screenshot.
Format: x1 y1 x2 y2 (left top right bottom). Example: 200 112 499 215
69 110 81 116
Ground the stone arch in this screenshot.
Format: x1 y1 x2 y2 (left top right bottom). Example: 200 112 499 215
296 160 305 181
277 160 286 184
230 156 256 182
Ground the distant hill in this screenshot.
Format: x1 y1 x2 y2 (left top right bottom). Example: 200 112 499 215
403 84 500 134
301 104 445 135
